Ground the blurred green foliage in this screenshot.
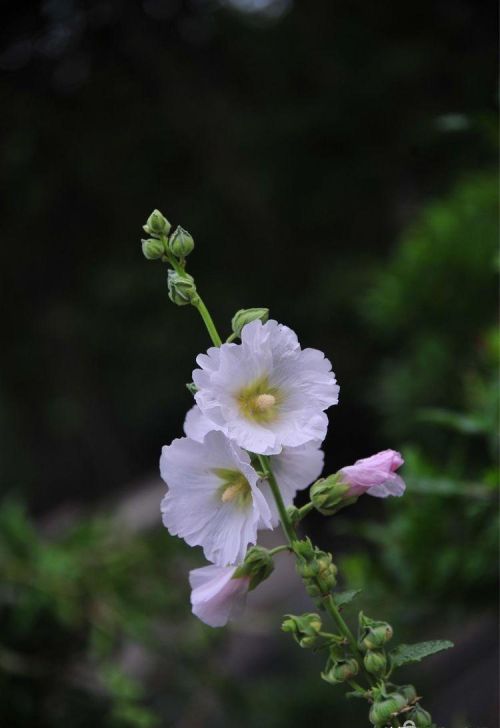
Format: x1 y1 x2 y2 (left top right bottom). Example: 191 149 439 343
0 502 219 728
340 173 498 612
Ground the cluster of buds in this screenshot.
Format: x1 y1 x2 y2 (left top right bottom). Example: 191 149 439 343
294 539 337 602
368 683 430 727
232 546 274 591
281 612 322 648
141 209 198 307
142 209 195 262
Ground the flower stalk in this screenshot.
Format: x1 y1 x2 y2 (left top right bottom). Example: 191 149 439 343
141 208 452 728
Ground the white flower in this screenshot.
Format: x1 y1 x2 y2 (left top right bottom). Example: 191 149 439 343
160 431 272 566
184 405 324 526
189 564 249 627
192 319 339 455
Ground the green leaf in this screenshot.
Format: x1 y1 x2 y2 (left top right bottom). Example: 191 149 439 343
334 589 362 607
390 640 454 667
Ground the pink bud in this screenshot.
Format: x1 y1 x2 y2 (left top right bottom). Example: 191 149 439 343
338 450 405 498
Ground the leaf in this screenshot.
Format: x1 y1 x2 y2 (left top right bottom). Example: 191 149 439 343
334 589 362 608
390 640 454 668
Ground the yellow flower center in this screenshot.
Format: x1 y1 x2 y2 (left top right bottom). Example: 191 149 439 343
236 376 282 423
214 469 252 507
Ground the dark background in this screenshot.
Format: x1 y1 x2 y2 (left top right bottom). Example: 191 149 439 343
0 1 498 727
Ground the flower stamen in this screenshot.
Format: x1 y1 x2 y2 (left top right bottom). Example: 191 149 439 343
254 393 276 412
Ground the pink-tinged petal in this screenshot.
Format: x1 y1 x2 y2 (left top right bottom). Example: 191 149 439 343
189 564 249 627
338 450 405 498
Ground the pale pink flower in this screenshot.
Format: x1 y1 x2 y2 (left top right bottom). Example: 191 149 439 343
184 405 324 526
338 450 405 498
192 319 339 455
189 564 250 627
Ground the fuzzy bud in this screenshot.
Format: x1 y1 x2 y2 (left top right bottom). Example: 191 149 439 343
310 475 352 515
321 658 359 685
364 649 387 675
231 308 269 337
169 225 194 258
359 612 393 650
282 612 322 648
233 546 274 591
167 270 198 306
369 694 407 726
143 209 171 237
141 237 166 260
406 705 432 727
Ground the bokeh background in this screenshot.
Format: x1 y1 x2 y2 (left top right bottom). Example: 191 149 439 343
0 1 498 726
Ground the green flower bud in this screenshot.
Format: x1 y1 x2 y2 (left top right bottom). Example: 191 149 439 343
167 270 198 306
143 209 171 237
310 475 351 515
281 613 322 648
406 705 432 727
364 649 387 675
186 382 198 395
233 546 274 591
141 237 166 260
359 613 393 650
369 694 407 726
399 684 417 703
321 658 359 685
231 308 269 337
169 225 194 258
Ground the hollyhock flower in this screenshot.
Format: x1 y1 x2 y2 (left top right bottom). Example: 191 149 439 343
192 319 339 455
184 405 324 525
189 564 249 627
160 430 272 566
338 450 406 498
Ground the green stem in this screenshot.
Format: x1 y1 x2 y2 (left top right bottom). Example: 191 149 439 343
257 455 297 545
324 595 373 686
269 544 291 557
193 297 222 347
297 502 314 520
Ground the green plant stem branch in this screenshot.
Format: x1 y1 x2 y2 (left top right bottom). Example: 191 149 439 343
193 297 222 347
297 502 314 519
257 455 297 545
324 595 373 686
269 545 292 557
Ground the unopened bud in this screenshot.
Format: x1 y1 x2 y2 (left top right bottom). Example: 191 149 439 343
369 694 407 726
321 658 359 685
143 209 171 237
233 546 274 591
231 308 269 337
399 684 417 703
364 649 387 675
141 238 165 260
169 225 194 258
281 613 322 648
406 705 432 727
167 270 198 306
310 475 351 515
359 613 393 650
